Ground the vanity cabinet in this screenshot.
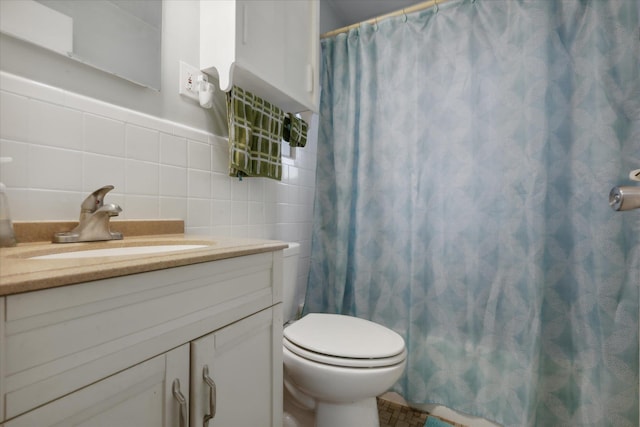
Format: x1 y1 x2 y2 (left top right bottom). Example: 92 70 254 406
191 307 281 427
0 250 284 426
200 0 319 113
3 344 191 427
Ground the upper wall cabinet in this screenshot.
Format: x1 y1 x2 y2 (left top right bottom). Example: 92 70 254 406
200 0 319 113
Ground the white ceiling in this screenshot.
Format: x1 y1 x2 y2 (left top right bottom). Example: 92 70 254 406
323 0 424 30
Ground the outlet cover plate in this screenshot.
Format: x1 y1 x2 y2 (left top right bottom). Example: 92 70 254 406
179 61 203 101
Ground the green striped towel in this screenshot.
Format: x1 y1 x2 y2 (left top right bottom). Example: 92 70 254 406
283 113 308 148
227 86 285 180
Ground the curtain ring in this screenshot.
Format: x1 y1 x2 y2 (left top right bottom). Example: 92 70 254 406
434 0 439 14
402 8 408 22
373 17 378 31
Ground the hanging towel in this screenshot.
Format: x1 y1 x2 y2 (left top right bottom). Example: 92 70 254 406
226 86 285 180
283 113 308 147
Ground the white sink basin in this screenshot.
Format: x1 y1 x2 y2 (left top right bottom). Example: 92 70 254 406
30 244 210 260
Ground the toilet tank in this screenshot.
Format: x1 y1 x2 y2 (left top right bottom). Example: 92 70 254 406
283 242 301 324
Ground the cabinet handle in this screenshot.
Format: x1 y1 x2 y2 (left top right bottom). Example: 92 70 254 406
203 365 217 425
306 64 314 93
172 379 188 427
242 4 248 44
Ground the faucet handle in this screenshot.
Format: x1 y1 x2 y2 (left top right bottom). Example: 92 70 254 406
81 185 115 213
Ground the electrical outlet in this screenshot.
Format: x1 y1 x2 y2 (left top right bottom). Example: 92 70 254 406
179 61 205 101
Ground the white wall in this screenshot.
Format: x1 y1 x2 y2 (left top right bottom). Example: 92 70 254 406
0 0 317 289
319 0 345 34
0 0 226 134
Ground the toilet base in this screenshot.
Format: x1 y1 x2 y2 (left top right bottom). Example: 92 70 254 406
284 389 380 427
316 397 379 427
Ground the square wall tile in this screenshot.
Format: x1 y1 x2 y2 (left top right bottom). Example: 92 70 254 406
29 99 83 150
126 124 159 162
264 202 277 225
230 225 249 238
126 159 159 195
160 133 187 167
211 143 228 174
231 200 248 225
188 140 211 171
84 114 125 156
0 139 28 187
187 198 211 227
231 178 248 201
211 225 232 237
123 195 159 219
186 225 213 235
29 145 83 191
0 91 29 142
248 179 264 202
160 196 187 220
248 224 265 239
212 173 231 200
160 165 187 197
14 189 82 221
248 201 265 224
188 169 211 198
211 199 231 226
83 153 126 192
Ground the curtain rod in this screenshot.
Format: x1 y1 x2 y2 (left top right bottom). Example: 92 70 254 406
321 0 452 39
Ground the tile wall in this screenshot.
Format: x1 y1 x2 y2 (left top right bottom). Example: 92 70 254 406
0 71 317 286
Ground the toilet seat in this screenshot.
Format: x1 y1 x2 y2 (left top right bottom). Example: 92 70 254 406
283 313 406 368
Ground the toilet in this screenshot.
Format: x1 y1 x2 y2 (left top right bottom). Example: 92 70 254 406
282 243 407 427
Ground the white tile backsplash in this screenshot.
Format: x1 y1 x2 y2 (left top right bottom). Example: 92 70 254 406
187 198 211 228
0 92 29 142
126 160 159 195
160 196 187 219
29 100 83 150
84 114 125 156
124 195 160 219
211 199 231 227
160 133 187 167
126 124 159 162
160 165 187 197
188 169 211 198
0 70 318 288
29 145 83 190
188 140 211 171
211 173 231 200
83 153 126 192
0 139 28 187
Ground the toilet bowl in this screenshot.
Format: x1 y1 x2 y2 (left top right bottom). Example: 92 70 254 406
282 243 407 427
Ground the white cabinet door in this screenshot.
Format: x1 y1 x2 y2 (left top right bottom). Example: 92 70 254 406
200 0 319 113
4 345 190 427
190 306 283 427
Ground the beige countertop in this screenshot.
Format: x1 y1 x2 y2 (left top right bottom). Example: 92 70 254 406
0 221 288 296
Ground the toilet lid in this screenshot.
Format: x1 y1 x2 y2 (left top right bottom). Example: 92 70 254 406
283 313 405 360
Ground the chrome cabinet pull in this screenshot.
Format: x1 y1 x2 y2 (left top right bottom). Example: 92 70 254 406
203 365 217 425
172 379 188 427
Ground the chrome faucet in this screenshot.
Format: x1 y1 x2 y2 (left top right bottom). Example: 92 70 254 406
53 185 123 243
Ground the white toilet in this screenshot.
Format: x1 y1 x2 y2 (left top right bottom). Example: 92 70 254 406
282 243 407 427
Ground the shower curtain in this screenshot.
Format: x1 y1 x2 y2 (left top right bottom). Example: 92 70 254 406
306 0 639 426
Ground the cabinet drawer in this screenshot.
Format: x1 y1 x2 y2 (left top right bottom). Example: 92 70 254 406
2 252 277 421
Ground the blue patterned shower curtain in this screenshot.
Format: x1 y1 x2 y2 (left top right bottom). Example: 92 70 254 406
306 1 639 425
